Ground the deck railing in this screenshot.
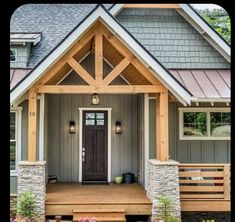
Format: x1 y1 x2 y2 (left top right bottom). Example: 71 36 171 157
179 164 230 200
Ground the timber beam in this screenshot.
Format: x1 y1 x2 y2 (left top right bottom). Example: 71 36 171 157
95 28 103 82
36 85 167 94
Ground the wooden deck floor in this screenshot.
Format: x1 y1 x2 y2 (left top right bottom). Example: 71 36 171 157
45 183 152 216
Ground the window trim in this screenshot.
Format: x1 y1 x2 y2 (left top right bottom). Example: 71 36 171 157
179 107 230 140
10 107 22 176
10 48 17 62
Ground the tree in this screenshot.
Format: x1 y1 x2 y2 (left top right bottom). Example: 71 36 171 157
196 8 231 44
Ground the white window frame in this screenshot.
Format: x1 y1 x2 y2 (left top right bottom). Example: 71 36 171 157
10 48 17 62
10 107 22 176
179 107 230 140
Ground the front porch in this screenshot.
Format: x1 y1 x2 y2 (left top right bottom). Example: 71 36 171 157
45 183 152 216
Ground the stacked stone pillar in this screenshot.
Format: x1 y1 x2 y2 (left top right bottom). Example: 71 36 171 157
18 161 46 221
147 159 181 221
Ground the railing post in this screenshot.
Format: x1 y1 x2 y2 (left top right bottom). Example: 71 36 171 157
223 164 230 200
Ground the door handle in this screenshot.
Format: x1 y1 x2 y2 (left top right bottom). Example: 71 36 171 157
82 147 85 162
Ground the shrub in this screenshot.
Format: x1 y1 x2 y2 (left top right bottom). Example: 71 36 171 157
155 196 179 222
16 191 37 221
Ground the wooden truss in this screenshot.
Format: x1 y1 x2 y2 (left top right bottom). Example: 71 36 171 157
28 21 169 162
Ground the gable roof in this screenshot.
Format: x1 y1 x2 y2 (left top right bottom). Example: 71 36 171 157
109 4 230 62
10 4 112 68
10 4 192 106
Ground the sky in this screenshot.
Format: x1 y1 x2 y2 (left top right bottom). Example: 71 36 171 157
191 4 223 10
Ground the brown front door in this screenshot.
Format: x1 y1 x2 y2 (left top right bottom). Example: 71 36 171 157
82 111 108 182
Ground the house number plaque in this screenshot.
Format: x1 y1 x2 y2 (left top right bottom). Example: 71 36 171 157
30 112 36 116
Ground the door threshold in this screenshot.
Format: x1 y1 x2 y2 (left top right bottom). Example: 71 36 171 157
81 181 109 185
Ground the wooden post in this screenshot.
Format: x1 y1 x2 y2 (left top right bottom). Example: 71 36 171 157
156 91 169 161
223 164 230 200
95 29 103 83
156 94 160 159
28 89 37 161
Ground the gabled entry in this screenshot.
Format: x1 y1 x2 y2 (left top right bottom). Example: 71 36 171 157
82 110 108 183
19 6 178 163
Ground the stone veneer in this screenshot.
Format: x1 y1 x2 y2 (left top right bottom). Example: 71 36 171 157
10 194 17 219
147 159 181 221
18 161 46 220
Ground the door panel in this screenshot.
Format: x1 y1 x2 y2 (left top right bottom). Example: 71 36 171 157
82 111 108 182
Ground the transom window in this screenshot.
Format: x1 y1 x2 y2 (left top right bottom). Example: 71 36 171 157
85 112 105 126
10 48 17 62
179 108 230 140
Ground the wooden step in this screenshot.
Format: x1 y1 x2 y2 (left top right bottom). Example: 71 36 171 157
73 209 126 222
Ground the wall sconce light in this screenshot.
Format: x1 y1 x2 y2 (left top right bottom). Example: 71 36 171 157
69 121 76 134
91 93 99 105
115 121 122 134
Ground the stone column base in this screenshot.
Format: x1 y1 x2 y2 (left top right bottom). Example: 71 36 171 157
147 159 181 221
10 194 17 219
18 161 46 220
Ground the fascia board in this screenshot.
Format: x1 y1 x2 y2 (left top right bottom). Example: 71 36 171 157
179 4 230 62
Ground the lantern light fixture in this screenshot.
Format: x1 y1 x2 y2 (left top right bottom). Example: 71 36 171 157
115 121 122 134
69 121 76 134
91 93 99 105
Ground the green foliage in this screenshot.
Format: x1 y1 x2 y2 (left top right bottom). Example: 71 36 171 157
155 196 179 222
183 112 207 136
196 8 231 44
17 191 37 220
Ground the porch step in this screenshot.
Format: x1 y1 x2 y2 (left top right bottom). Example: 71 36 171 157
73 209 126 222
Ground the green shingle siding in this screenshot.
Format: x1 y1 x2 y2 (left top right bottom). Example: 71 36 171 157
117 8 229 69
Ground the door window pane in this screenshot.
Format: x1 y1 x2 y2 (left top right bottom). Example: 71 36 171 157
96 120 104 125
86 113 95 119
86 119 95 125
96 113 104 119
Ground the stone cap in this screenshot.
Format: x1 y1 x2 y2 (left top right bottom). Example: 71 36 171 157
10 193 17 197
148 159 179 166
18 161 46 166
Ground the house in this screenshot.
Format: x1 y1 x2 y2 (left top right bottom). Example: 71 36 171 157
10 4 230 222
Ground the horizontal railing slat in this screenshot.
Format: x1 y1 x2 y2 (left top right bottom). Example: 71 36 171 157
179 163 230 200
179 179 224 184
180 186 224 192
179 171 224 177
180 194 224 199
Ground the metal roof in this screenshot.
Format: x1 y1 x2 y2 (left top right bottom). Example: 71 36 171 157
169 69 230 100
10 69 31 90
11 68 230 101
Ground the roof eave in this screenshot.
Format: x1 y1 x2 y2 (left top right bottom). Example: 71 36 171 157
178 4 230 62
191 97 230 103
10 35 41 46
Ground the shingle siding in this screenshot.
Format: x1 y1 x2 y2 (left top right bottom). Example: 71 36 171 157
116 8 229 69
10 44 31 68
